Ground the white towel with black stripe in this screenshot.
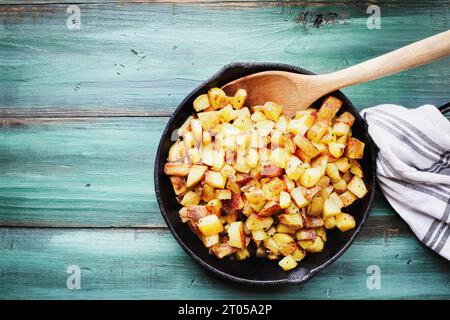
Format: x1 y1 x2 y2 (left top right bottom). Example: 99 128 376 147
361 104 450 260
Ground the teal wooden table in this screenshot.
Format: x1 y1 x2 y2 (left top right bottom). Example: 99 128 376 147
1 0 449 299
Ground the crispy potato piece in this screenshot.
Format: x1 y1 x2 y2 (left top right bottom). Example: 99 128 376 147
336 111 355 126
181 191 200 206
317 96 342 122
177 116 193 137
211 242 237 258
193 94 211 112
290 187 309 208
276 223 296 235
235 248 251 261
279 191 291 209
328 142 346 158
183 205 209 222
303 215 324 228
164 163 190 176
347 176 368 198
198 214 224 236
197 111 220 130
324 216 337 229
258 201 282 217
334 157 351 173
232 89 247 109
308 196 325 217
206 199 222 217
260 164 283 178
300 168 322 188
170 176 187 196
215 189 232 200
202 234 219 248
278 213 303 229
228 221 246 248
262 101 282 122
168 140 187 163
245 213 273 231
296 229 317 241
278 255 298 271
307 121 327 142
346 137 365 159
340 190 358 207
186 165 208 188
208 87 228 110
349 159 364 178
333 122 350 136
205 170 227 189
294 134 320 158
336 213 356 232
300 236 324 253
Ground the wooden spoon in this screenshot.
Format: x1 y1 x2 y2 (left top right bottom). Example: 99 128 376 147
222 30 450 117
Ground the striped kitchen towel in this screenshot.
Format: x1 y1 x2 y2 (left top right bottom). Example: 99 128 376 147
361 104 450 260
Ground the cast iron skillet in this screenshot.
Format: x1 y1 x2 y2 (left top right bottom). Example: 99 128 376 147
155 62 377 285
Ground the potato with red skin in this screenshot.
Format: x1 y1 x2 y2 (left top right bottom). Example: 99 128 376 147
260 164 283 177
259 201 283 217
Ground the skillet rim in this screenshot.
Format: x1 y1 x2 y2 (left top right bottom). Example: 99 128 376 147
154 62 377 286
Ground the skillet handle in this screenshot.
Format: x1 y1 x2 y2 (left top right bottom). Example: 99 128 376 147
438 102 450 115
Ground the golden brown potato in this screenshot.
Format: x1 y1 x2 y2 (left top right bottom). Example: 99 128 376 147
346 137 365 159
164 163 190 176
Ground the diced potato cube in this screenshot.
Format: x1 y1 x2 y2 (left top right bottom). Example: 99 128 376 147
336 134 348 144
263 237 279 254
334 157 351 172
183 131 194 149
205 170 227 189
294 134 320 158
251 110 267 122
164 163 190 176
193 94 210 112
245 213 273 231
333 179 347 193
226 180 240 194
215 189 232 200
340 190 358 207
279 191 291 209
220 164 235 178
168 140 187 163
232 88 247 109
235 248 251 261
317 96 342 122
307 121 327 142
285 155 305 180
177 116 193 137
270 147 289 169
287 119 309 135
259 201 283 217
328 142 345 158
228 221 245 248
254 120 275 136
300 167 322 188
346 137 365 159
262 101 282 122
333 122 350 136
208 87 228 110
197 111 219 130
296 229 316 241
336 111 355 126
349 159 364 178
233 156 251 173
221 122 241 138
181 190 200 206
200 184 215 203
278 255 298 271
278 213 303 229
290 187 309 208
323 194 343 219
218 105 236 123
336 213 356 232
299 236 324 253
324 216 337 229
170 176 187 196
212 242 236 258
246 148 259 168
326 163 341 181
347 176 368 198
205 199 222 217
276 223 296 234
292 248 306 262
284 201 300 215
308 196 325 217
202 233 219 248
198 214 224 236
186 165 208 188
280 175 295 191
233 115 253 131
273 233 295 247
260 164 283 178
252 230 268 241
279 242 297 257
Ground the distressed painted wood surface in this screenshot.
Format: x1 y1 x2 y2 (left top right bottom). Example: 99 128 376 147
0 1 449 299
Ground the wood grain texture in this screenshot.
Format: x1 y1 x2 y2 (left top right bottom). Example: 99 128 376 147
0 117 394 227
0 225 449 299
0 2 449 117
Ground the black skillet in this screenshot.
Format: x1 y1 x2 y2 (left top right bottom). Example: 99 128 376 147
154 62 377 285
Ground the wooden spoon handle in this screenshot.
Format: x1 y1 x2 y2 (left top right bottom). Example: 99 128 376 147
320 30 450 91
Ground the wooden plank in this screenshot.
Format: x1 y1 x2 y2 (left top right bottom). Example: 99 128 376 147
0 225 449 299
0 117 169 227
0 117 393 227
0 3 449 117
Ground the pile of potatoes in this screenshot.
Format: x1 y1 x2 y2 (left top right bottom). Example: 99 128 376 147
164 87 367 271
